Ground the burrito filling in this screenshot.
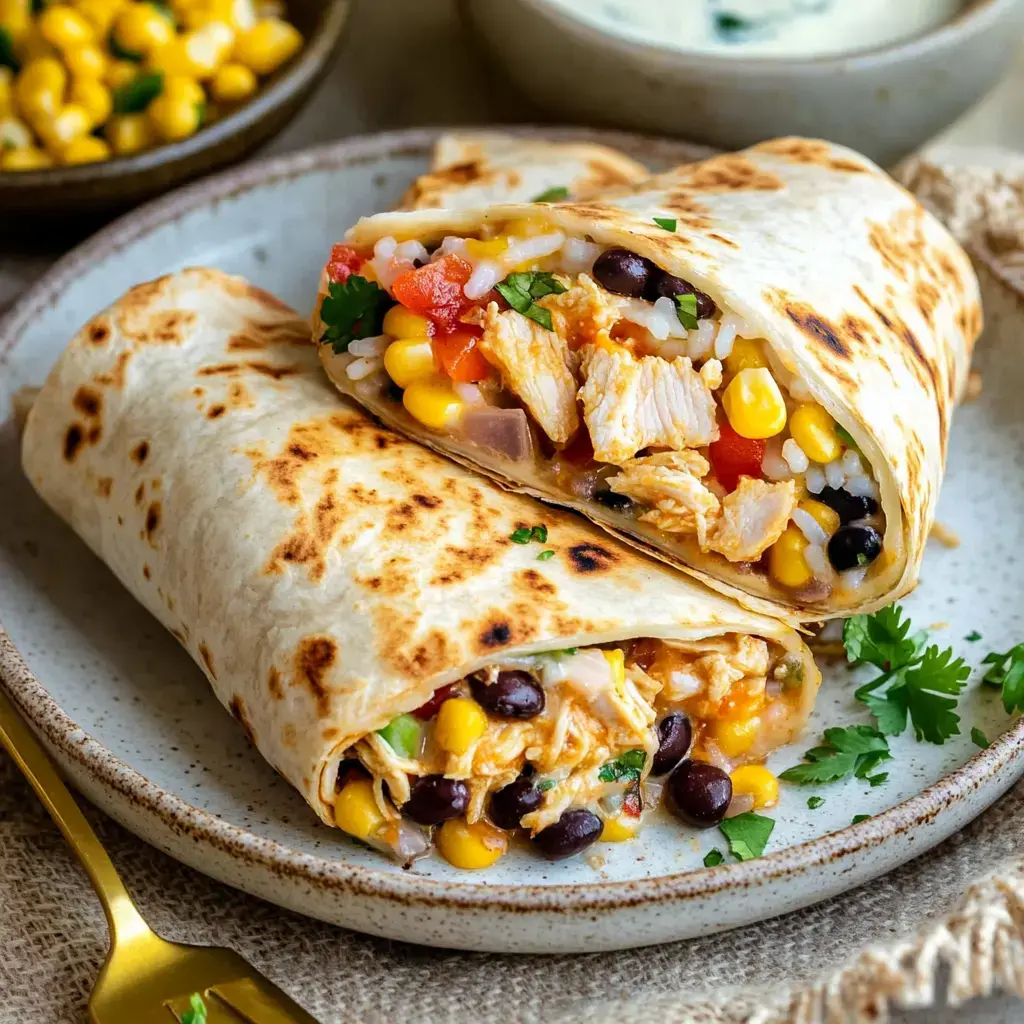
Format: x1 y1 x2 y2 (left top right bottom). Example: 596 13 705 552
320 229 886 604
333 635 807 868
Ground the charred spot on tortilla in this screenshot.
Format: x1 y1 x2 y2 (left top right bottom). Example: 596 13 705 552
676 155 784 192
915 280 941 327
296 636 337 717
151 309 195 344
134 483 145 507
229 695 256 745
142 564 151 579
87 424 101 445
707 232 738 249
72 385 102 418
755 138 869 175
243 282 296 313
63 424 84 462
568 543 617 574
518 568 557 596
145 501 161 545
780 301 850 358
207 404 226 419
131 440 150 465
228 332 266 351
88 320 110 345
268 667 284 700
199 642 216 679
430 543 500 586
413 493 442 509
94 351 132 390
248 361 299 380
198 362 241 377
480 621 512 648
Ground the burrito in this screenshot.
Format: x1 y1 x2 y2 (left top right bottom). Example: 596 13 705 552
22 268 819 868
313 138 982 624
399 131 650 210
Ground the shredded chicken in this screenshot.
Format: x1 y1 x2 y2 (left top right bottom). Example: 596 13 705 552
650 635 771 708
479 301 579 444
579 344 719 463
537 273 622 347
610 454 797 562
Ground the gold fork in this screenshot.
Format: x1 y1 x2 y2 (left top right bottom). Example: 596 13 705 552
0 685 321 1024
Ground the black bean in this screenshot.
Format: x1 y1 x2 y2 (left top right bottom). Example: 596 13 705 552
666 759 732 828
651 713 693 776
650 273 717 319
816 486 879 525
827 525 883 572
532 808 603 860
490 776 543 830
593 488 635 513
385 381 404 403
592 248 656 298
470 670 545 719
404 775 469 826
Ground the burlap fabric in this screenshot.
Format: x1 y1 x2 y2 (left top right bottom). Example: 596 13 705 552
5 150 1024 1024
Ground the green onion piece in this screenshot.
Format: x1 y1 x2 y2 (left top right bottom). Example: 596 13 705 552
377 713 422 759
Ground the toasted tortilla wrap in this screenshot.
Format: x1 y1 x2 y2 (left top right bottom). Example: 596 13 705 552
315 138 982 625
399 132 649 210
22 268 819 865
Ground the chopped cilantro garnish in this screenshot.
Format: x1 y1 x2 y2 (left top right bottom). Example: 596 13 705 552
779 725 891 785
532 186 570 203
851 814 871 825
835 424 859 451
703 849 724 867
971 727 991 749
845 605 970 743
598 749 646 784
537 549 555 561
376 713 421 759
0 27 17 70
653 216 677 232
981 644 1024 714
965 630 983 643
113 72 164 114
719 812 774 861
715 12 751 36
181 994 207 1024
537 779 557 792
807 796 824 809
531 524 548 543
318 275 392 353
510 524 548 545
675 292 699 331
496 271 567 332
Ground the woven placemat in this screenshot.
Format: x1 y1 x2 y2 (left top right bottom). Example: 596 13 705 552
5 152 1024 1024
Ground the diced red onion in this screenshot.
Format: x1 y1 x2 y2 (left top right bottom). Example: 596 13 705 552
462 406 533 460
348 334 390 357
782 438 809 474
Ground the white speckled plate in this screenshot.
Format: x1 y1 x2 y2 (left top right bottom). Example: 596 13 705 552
1 128 1023 955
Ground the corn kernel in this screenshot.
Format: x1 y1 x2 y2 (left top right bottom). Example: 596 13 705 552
602 648 625 688
233 16 302 75
104 110 153 153
600 815 638 842
209 60 254 101
69 76 112 126
798 498 840 536
72 0 130 36
730 765 779 810
722 367 787 440
179 0 255 28
1 145 53 169
0 114 31 150
724 336 768 375
151 21 234 79
0 0 31 47
61 133 110 163
465 236 509 261
770 525 813 589
402 377 464 431
435 696 487 755
15 58 68 121
162 73 205 104
713 716 760 758
37 102 91 148
18 23 59 62
789 403 841 464
436 818 508 870
0 68 13 118
64 41 108 78
383 338 435 389
333 777 385 841
383 304 433 339
105 58 139 90
39 5 96 49
112 2 175 57
147 91 202 140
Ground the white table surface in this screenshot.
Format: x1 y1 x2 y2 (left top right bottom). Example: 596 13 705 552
2 1 1023 1019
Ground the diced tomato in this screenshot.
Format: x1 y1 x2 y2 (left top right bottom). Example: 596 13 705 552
622 785 643 819
326 244 367 284
709 420 765 492
433 326 492 383
560 428 595 466
391 254 474 332
412 683 457 721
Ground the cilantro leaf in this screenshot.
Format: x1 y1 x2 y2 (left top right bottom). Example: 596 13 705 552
675 292 699 330
496 272 567 332
531 524 548 543
182 994 207 1024
899 645 970 743
779 725 890 785
537 549 555 561
971 727 990 749
598 749 646 784
703 849 724 867
867 772 889 787
719 812 774 861
851 814 871 825
532 186 569 203
843 605 918 672
862 689 908 737
835 424 859 452
0 27 17 70
510 527 532 544
807 796 824 809
318 275 392 353
653 216 677 232
113 72 164 114
982 644 1024 714
965 630 982 643
823 725 890 756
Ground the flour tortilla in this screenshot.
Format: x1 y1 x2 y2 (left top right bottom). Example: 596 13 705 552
318 138 982 625
21 268 818 827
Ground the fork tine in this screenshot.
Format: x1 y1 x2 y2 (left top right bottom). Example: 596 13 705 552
210 978 320 1024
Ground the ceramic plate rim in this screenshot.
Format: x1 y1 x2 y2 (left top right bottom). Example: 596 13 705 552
1 124 1021 914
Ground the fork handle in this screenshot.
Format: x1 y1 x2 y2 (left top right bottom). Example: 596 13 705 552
0 685 150 946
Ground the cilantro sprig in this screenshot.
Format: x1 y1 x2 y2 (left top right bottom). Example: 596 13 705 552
779 725 891 786
844 605 970 743
981 644 1024 714
495 272 567 331
653 216 677 232
318 275 392 353
719 812 774 861
674 292 699 331
532 185 570 203
182 994 207 1024
598 749 645 784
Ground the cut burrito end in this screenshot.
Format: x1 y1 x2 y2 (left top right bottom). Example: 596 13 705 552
314 138 982 623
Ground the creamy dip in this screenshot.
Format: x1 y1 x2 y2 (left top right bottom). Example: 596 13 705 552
546 0 964 58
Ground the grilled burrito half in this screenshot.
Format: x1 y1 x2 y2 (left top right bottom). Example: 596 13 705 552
314 138 982 624
22 268 819 868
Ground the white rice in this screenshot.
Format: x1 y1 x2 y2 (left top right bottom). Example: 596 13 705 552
839 565 870 591
788 376 815 401
433 236 468 260
804 465 826 494
845 473 880 500
620 296 685 341
714 314 745 359
658 339 688 360
761 439 792 482
841 448 863 475
503 231 565 266
804 542 835 581
348 334 390 357
561 237 602 273
395 239 430 265
824 459 846 490
464 260 504 300
792 508 829 546
782 438 809 474
346 356 381 381
687 318 717 359
369 236 410 289
453 382 484 403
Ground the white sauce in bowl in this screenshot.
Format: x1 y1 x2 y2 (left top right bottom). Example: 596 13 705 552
545 0 964 59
